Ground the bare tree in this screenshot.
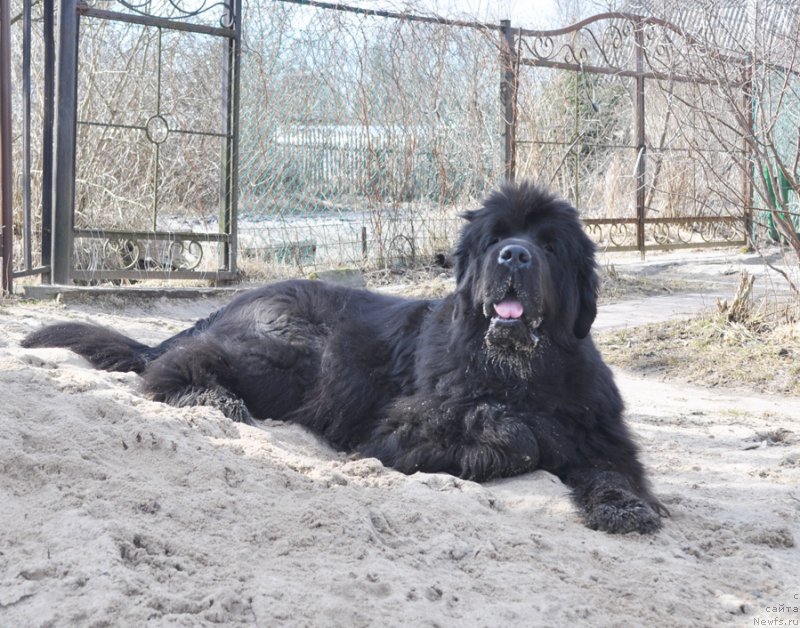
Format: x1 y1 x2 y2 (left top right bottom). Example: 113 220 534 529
652 1 800 298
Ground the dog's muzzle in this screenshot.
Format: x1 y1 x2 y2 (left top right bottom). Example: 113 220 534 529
481 242 545 351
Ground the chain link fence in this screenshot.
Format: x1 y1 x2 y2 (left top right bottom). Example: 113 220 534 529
513 16 748 252
236 1 505 272
8 1 788 289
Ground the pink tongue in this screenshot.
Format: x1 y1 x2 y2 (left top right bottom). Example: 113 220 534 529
493 299 524 319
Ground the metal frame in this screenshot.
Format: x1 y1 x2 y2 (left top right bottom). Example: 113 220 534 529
51 0 80 285
511 12 752 255
500 19 517 182
1 0 14 292
2 3 759 292
50 0 242 284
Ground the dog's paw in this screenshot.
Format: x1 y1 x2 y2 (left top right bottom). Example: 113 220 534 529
585 496 662 535
180 388 257 426
213 395 257 426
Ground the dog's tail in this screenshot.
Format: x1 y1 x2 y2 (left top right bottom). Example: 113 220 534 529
21 322 158 374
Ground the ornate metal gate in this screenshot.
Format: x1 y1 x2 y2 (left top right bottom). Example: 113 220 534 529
51 0 241 283
4 4 762 293
506 13 752 254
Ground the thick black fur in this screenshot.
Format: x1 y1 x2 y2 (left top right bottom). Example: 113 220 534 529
22 181 665 534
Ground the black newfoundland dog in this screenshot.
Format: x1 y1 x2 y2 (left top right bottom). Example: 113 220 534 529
23 181 665 534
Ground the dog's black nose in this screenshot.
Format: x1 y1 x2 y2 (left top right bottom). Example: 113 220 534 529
498 244 531 269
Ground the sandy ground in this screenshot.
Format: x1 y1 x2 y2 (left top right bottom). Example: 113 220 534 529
1 264 799 626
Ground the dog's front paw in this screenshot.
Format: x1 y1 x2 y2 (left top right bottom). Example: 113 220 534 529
176 387 257 425
585 495 662 534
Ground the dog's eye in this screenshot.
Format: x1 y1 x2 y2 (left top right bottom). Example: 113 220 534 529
543 242 556 253
485 237 500 250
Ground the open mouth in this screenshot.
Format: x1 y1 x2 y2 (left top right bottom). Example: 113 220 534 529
482 288 544 347
492 298 524 321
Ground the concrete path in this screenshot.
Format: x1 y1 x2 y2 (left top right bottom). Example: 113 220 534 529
595 245 796 331
594 292 726 331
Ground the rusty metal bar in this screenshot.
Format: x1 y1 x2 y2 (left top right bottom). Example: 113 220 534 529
741 53 754 249
219 0 241 273
71 269 239 282
41 0 55 280
77 118 229 139
645 216 742 224
584 215 743 225
634 18 646 257
518 57 735 87
229 0 242 276
22 0 31 270
0 0 12 293
74 229 232 242
500 19 516 182
52 0 80 284
275 0 502 32
76 4 237 38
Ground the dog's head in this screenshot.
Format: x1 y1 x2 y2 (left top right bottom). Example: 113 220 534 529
453 181 598 358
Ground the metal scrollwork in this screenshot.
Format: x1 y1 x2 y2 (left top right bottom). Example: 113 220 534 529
93 237 203 271
609 223 633 247
102 238 141 270
585 218 744 250
599 21 633 68
699 221 718 242
145 115 170 145
677 222 696 244
170 239 204 270
585 223 603 241
517 13 732 82
640 219 745 247
600 23 625 55
520 15 639 72
530 35 555 61
652 223 670 245
564 39 590 67
583 222 636 248
100 0 235 21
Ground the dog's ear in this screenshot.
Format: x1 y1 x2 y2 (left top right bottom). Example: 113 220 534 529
453 210 479 285
573 251 599 339
453 241 469 285
451 291 469 322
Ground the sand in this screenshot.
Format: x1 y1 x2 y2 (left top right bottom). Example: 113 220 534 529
1 285 798 627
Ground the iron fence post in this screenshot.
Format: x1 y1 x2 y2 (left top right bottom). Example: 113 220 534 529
634 18 646 257
22 0 32 271
741 52 754 249
52 0 79 284
219 0 241 275
41 0 55 280
500 19 516 182
0 0 12 293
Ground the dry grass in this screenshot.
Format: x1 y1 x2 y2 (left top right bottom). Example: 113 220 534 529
598 269 800 397
366 266 456 299
596 308 800 396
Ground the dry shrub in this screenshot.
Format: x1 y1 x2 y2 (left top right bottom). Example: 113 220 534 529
717 270 799 334
716 271 763 329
